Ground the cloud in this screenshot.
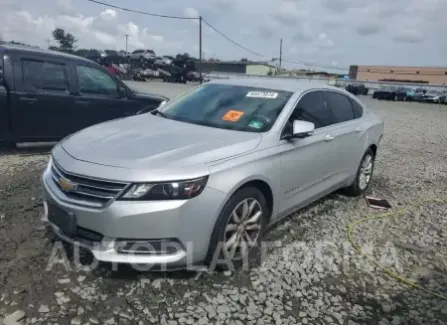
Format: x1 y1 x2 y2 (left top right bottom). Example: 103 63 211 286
273 2 308 26
356 22 381 36
0 0 446 68
393 29 424 44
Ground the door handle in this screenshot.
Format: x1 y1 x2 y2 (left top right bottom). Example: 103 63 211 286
324 134 335 142
355 126 362 133
75 100 90 105
19 96 37 103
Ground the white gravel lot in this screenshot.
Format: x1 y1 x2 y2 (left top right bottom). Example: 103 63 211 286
0 82 447 325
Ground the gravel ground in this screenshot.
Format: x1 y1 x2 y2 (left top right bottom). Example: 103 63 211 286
1 82 447 325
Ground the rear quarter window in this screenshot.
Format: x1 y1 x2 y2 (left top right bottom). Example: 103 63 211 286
350 98 363 118
324 91 355 124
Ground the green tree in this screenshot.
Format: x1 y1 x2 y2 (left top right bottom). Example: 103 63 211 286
52 28 77 52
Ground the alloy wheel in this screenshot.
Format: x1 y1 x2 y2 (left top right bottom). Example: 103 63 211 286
359 154 373 190
223 198 263 260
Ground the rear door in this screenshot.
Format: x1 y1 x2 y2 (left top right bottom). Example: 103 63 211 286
322 91 366 182
9 52 77 141
71 63 142 130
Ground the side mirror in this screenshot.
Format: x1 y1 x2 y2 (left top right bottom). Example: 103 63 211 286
118 87 127 98
292 120 315 138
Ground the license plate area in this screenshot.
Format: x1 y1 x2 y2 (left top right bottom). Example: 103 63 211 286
47 202 77 237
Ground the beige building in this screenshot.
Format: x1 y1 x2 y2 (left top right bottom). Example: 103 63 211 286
349 65 447 85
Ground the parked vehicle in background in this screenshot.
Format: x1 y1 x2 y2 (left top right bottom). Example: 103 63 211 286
406 87 426 101
85 49 107 63
0 44 167 147
104 50 126 63
130 49 156 62
422 90 444 103
372 86 397 100
41 79 384 269
345 83 368 95
394 87 411 101
86 50 126 64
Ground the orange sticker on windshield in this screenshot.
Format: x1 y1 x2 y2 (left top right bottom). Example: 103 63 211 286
222 110 244 122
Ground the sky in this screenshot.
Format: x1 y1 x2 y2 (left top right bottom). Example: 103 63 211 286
1 0 447 73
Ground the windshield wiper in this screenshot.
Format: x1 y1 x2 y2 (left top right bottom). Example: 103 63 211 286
151 109 168 118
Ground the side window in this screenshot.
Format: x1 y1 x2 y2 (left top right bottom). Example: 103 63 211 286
76 65 118 96
324 92 354 124
289 91 330 129
22 59 68 92
350 98 363 118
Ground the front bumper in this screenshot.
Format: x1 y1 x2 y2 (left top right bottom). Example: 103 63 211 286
41 166 226 267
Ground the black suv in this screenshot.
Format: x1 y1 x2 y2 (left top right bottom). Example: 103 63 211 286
0 44 167 147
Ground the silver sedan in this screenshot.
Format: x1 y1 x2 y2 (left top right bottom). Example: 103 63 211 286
41 79 384 270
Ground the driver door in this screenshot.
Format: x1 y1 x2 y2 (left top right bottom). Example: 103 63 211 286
72 64 141 130
278 91 339 217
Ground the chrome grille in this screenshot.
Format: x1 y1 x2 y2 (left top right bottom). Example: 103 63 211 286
50 163 128 208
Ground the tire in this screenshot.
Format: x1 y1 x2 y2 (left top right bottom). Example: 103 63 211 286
205 187 269 271
343 148 375 197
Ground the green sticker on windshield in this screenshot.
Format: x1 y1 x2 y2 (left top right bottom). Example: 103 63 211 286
248 120 263 129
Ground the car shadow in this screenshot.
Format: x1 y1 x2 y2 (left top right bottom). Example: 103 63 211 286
0 147 52 157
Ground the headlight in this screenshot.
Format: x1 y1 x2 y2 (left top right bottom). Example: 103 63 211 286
119 176 208 201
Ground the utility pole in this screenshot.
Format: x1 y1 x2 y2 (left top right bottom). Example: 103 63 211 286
46 38 51 48
279 38 282 71
199 16 202 84
125 34 129 54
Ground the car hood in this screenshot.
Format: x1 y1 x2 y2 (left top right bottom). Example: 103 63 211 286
61 115 262 169
133 90 168 102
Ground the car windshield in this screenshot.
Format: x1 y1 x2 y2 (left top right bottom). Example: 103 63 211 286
427 90 439 95
158 83 293 132
133 50 143 54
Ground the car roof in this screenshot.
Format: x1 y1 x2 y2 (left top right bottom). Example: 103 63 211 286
208 78 342 94
0 43 92 63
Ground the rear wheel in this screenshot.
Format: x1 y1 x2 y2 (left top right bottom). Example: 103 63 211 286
205 187 268 270
343 149 375 197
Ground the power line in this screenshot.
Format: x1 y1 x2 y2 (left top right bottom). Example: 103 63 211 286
86 0 349 71
86 0 198 20
202 19 348 71
202 19 266 58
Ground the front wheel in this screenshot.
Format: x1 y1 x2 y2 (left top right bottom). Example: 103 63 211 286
205 187 268 270
343 149 375 197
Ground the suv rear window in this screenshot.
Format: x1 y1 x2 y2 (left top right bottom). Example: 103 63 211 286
132 50 143 54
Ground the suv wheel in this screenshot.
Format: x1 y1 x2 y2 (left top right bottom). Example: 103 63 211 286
206 187 268 270
343 149 375 196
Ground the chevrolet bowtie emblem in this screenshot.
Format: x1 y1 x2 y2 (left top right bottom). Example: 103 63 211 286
57 177 78 192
